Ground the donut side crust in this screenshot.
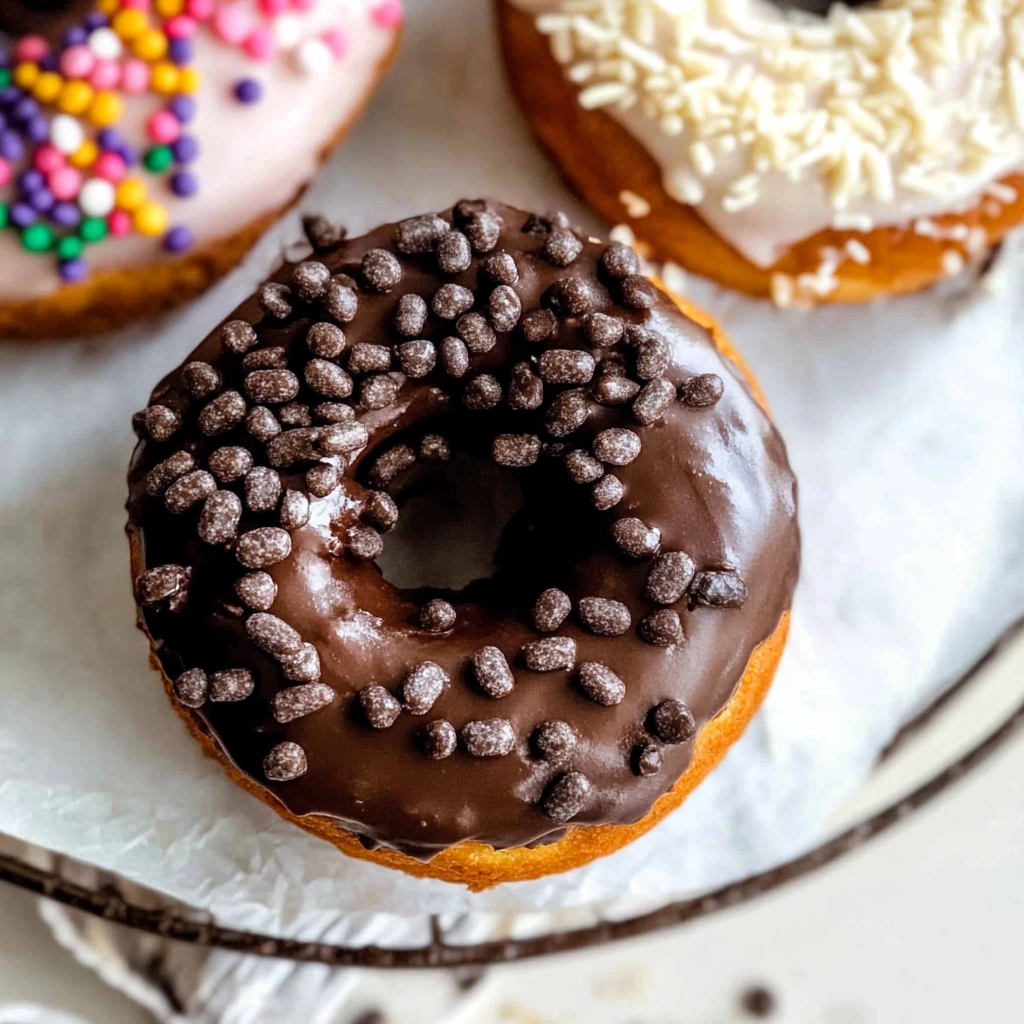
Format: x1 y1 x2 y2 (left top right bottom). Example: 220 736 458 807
0 27 401 341
129 287 793 891
498 2 1024 304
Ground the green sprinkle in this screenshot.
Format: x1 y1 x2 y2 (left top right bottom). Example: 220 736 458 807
0 70 11 88
57 236 84 261
21 223 54 252
80 217 107 243
143 145 174 173
0 203 8 231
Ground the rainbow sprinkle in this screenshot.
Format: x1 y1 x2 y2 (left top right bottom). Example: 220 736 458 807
0 0 403 283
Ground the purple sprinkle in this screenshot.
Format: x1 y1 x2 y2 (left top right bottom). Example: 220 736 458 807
59 259 88 283
118 143 138 167
18 169 43 194
163 226 194 254
10 203 36 228
51 202 81 228
0 87 21 107
0 114 7 133
171 134 199 163
25 115 48 144
84 12 109 29
39 54 59 72
168 38 193 65
28 187 54 213
97 128 122 151
0 131 23 162
233 78 263 104
169 95 196 123
62 27 88 47
0 47 7 66
13 97 38 121
169 170 197 197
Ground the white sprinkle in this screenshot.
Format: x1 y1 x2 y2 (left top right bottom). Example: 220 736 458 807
273 14 302 49
78 179 116 218
689 140 716 177
296 38 333 76
941 250 966 275
986 181 1018 203
770 272 795 308
578 81 633 108
49 115 84 156
87 27 122 60
844 239 872 264
619 190 652 217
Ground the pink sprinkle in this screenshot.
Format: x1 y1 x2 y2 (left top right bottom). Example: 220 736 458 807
49 167 83 202
165 15 198 39
121 59 151 93
322 28 348 58
212 5 254 46
14 36 49 63
290 0 314 10
147 110 180 144
371 0 403 29
90 60 121 90
259 0 289 14
0 160 12 188
33 144 65 175
244 27 276 61
120 0 150 9
108 209 132 237
185 0 215 20
93 152 127 182
60 45 96 80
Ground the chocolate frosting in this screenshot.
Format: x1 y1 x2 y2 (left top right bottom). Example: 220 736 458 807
126 201 799 859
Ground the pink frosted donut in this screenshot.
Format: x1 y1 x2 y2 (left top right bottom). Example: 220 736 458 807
0 0 402 338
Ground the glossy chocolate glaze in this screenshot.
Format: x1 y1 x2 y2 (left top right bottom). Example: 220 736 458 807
127 201 799 858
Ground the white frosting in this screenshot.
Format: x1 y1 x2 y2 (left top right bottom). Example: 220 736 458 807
0 0 398 301
513 0 1024 267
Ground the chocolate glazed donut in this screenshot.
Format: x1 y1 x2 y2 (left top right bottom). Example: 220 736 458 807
127 201 800 888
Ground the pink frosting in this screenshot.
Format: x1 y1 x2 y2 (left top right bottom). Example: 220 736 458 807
0 0 399 303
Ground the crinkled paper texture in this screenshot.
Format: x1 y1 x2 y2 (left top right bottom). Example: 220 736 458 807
1 0 1023 943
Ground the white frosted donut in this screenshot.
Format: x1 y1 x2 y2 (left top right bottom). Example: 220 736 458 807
506 0 1024 301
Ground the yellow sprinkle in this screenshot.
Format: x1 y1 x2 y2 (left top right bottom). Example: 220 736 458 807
88 91 123 127
70 140 99 169
13 62 40 90
155 0 184 17
116 178 148 212
32 71 63 104
150 61 180 95
112 9 148 41
176 67 201 94
133 28 168 63
57 80 94 116
97 0 119 13
133 202 169 237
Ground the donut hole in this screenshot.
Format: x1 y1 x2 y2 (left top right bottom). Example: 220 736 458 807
770 0 869 13
376 453 526 592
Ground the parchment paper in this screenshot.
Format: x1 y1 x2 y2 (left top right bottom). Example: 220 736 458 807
1 0 1023 942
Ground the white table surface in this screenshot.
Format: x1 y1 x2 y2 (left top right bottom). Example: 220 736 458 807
3 716 1020 1024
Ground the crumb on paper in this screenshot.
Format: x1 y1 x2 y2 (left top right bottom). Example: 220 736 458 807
942 250 966 276
498 1001 551 1024
591 963 646 1001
